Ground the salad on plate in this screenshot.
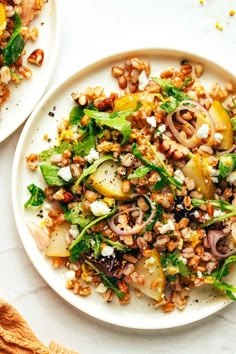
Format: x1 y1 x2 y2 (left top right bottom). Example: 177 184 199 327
24 56 236 313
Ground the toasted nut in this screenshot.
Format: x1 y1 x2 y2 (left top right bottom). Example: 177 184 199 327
112 66 125 78
118 75 128 89
27 48 44 66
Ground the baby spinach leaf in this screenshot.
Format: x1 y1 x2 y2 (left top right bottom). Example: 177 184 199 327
39 141 74 161
69 105 85 125
24 184 45 208
3 13 25 66
74 124 95 156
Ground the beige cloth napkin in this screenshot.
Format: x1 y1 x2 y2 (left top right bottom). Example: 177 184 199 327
0 298 79 354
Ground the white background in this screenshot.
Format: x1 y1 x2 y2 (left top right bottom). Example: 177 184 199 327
1 0 236 353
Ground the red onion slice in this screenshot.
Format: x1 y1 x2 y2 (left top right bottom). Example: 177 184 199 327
167 100 216 148
207 229 236 259
107 196 156 236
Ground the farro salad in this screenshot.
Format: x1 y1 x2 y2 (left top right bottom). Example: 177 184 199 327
0 0 45 107
25 56 236 313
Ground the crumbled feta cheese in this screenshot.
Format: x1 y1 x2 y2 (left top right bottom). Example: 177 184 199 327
144 256 156 274
84 148 100 163
155 124 166 136
193 210 200 218
69 225 79 239
147 116 157 128
197 271 203 278
208 166 220 177
90 200 111 216
176 204 184 210
174 169 185 184
196 123 209 139
213 133 223 144
158 219 175 234
178 255 187 264
101 245 114 257
66 270 76 281
57 166 72 181
211 177 219 183
138 70 149 91
95 283 107 294
226 171 236 186
204 209 225 220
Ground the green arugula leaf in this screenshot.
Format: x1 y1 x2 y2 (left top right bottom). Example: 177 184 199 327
74 124 96 156
69 106 85 125
69 234 91 262
211 255 236 301
85 260 125 299
72 154 113 192
24 184 45 208
146 203 163 231
218 154 236 178
40 164 67 187
131 143 182 190
69 205 117 251
161 251 189 277
62 203 94 227
127 166 151 179
3 13 25 66
39 141 74 161
84 104 141 145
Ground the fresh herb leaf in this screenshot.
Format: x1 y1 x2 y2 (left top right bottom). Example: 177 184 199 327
40 164 67 186
39 141 74 161
62 203 94 227
85 260 125 299
161 251 189 277
69 106 85 125
97 233 130 252
69 234 91 262
3 13 25 66
24 184 45 208
74 124 96 156
152 77 190 113
211 255 236 301
127 166 151 179
69 205 117 251
72 154 113 192
232 117 236 130
180 78 193 88
146 203 162 231
131 143 182 190
218 154 236 178
84 103 141 145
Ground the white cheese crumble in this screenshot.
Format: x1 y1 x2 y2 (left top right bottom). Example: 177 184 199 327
196 123 209 139
158 219 175 234
138 70 149 91
101 245 114 257
176 204 184 210
147 116 157 128
90 200 111 216
95 283 107 294
211 177 219 183
69 225 79 239
197 271 203 278
144 256 156 274
57 166 72 182
193 210 200 218
174 169 185 184
66 270 76 281
214 132 223 144
84 148 100 163
226 171 236 186
208 166 220 177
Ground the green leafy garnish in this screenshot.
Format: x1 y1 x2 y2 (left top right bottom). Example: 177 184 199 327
40 164 68 187
62 203 94 227
69 233 91 262
39 141 74 161
232 117 236 130
84 103 141 145
72 154 113 192
69 105 85 125
218 154 236 178
127 166 151 179
191 198 236 227
161 251 189 278
3 13 25 66
85 260 125 299
74 124 96 157
24 184 45 208
131 143 182 190
69 205 117 251
211 255 236 301
146 203 163 231
152 77 191 113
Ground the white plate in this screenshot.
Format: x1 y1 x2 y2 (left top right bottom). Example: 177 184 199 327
0 0 60 143
12 48 235 329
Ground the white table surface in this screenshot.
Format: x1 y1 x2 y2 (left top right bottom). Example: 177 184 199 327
1 1 236 353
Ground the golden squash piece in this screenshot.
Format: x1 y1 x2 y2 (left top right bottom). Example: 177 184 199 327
182 154 215 199
87 160 134 201
45 222 70 257
127 249 165 302
0 4 6 36
114 92 156 116
209 99 233 150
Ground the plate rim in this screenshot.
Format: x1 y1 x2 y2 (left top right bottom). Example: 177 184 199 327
12 47 234 330
0 0 61 143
